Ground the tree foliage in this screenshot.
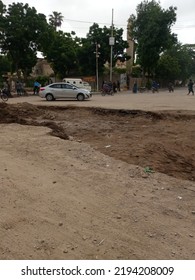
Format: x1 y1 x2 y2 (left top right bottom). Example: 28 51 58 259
77 23 130 76
129 0 177 77
0 2 48 79
1 0 193 84
43 31 78 79
156 43 195 83
49 11 64 31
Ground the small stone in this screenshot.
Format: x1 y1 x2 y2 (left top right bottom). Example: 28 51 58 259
116 215 122 219
58 222 63 226
191 211 195 215
63 249 68 253
53 181 57 184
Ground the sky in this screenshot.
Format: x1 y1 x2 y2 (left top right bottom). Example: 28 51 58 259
2 0 195 45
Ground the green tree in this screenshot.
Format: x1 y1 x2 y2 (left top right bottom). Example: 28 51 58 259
129 0 177 77
0 2 49 79
49 11 64 31
156 53 180 82
0 0 5 15
77 23 129 76
156 43 195 83
0 54 11 85
43 31 78 79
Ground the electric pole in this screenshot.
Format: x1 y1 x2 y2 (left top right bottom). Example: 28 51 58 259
95 42 100 92
109 9 114 82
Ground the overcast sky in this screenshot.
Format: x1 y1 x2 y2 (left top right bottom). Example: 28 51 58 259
3 0 195 44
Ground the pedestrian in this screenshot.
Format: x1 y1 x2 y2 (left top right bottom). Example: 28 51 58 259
117 80 120 91
15 81 22 96
168 81 174 92
108 81 113 92
133 82 138 93
33 81 40 95
113 81 117 93
187 79 194 95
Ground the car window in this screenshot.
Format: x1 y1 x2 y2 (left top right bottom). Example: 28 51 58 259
61 84 73 89
50 84 62 89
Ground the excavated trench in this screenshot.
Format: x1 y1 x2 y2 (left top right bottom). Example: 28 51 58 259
0 102 195 181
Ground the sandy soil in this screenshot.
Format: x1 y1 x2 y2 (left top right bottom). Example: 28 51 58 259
0 90 195 260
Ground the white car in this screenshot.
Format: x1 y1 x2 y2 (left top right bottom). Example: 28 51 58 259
39 82 92 101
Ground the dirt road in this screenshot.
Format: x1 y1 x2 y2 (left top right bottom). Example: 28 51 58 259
7 88 195 111
0 89 195 260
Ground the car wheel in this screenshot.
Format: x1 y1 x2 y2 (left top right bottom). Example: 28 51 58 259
77 94 85 101
46 93 54 101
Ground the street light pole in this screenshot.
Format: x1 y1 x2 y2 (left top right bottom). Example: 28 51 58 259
109 9 114 82
96 42 99 92
94 42 100 92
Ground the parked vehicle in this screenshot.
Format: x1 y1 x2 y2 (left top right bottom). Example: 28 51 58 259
39 82 92 101
62 78 92 91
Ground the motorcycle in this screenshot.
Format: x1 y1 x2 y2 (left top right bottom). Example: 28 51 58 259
151 81 159 93
101 83 114 96
152 86 159 93
168 84 174 92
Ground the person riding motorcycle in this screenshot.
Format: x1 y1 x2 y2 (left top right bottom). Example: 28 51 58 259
152 81 159 93
102 81 113 95
168 82 174 92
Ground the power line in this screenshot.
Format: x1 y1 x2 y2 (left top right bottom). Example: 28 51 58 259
63 17 195 37
64 17 126 27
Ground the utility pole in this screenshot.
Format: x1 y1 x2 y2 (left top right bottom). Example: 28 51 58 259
95 42 100 92
109 9 114 82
